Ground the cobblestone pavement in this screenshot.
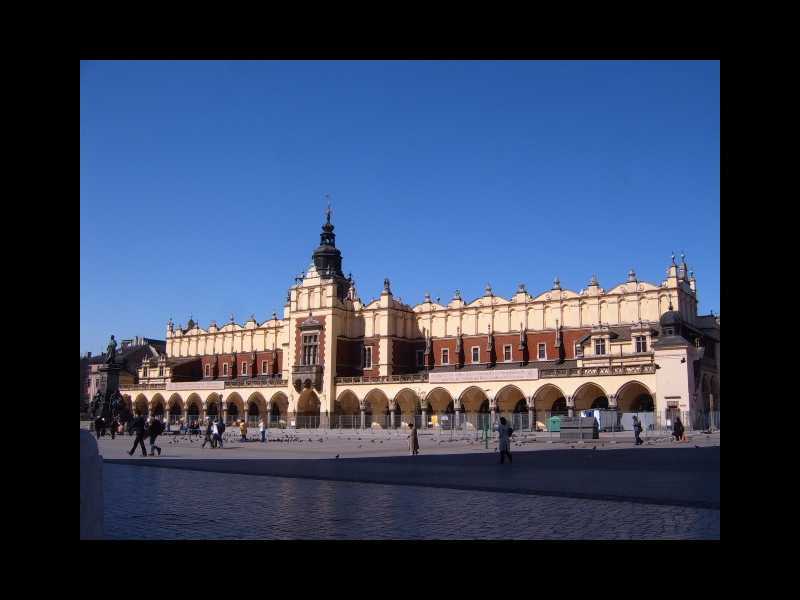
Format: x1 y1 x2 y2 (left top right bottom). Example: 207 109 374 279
104 464 719 540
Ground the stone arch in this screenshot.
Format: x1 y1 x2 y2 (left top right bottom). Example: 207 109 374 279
495 385 526 413
364 388 390 415
572 382 609 413
247 392 268 423
134 394 148 416
459 386 490 413
150 393 166 417
206 392 222 418
270 391 289 420
334 389 360 415
225 392 245 423
533 383 567 414
615 380 654 413
296 388 320 416
394 388 419 424
166 393 182 414
185 393 202 421
426 387 453 414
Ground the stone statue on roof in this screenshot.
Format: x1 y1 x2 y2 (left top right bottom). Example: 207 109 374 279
105 335 117 364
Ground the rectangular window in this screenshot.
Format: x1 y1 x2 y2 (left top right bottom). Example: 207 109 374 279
158 366 164 377
538 343 547 360
223 363 228 376
416 349 424 368
594 339 606 355
302 334 319 366
143 368 148 378
635 336 647 353
472 347 480 363
503 345 512 362
262 360 268 375
204 364 210 378
441 348 450 365
363 346 373 369
575 343 583 358
241 362 248 376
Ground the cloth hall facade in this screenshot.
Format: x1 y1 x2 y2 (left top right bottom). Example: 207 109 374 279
120 210 720 430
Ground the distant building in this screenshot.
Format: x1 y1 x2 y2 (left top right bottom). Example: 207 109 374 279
81 337 165 407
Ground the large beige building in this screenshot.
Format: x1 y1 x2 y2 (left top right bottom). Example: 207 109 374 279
120 210 720 431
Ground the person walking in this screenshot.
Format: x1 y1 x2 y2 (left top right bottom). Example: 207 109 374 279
127 412 148 457
259 417 267 443
201 418 214 449
148 417 163 456
94 416 104 440
495 416 513 464
214 418 225 449
673 416 685 442
408 422 419 456
109 416 119 440
239 420 248 442
632 415 644 445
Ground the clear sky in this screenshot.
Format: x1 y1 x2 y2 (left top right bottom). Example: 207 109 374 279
80 60 720 354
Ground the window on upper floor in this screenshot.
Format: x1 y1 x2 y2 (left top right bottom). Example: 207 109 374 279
158 366 164 377
538 343 547 360
472 347 480 363
204 364 210 378
363 346 373 369
503 345 512 362
143 368 148 378
241 362 248 376
575 343 583 358
594 339 606 355
441 348 450 365
262 360 268 375
416 349 424 368
223 363 228 376
302 334 319 366
635 336 648 353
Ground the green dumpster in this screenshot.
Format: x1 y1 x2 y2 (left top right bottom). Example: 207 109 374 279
548 416 562 432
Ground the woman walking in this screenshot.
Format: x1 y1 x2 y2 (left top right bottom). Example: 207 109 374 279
495 416 513 464
408 422 419 456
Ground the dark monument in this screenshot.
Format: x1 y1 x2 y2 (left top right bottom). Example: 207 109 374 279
91 334 130 425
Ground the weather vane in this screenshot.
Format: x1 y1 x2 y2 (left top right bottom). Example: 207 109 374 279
325 193 332 223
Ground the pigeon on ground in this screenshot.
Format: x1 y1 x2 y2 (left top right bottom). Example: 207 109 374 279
335 454 340 459
695 445 700 448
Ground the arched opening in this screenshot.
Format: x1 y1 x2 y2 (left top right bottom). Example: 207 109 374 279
334 389 360 429
167 393 182 426
394 388 420 428
615 380 656 431
532 384 567 429
134 394 148 417
150 395 165 420
225 393 244 426
186 395 201 428
495 385 529 430
458 386 490 431
270 392 289 426
573 382 608 413
364 389 389 429
296 388 320 428
246 392 267 427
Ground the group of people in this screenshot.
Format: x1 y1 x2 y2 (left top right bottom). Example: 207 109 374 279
127 413 165 457
407 416 516 464
93 416 123 440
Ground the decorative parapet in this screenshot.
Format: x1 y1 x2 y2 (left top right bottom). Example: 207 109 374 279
335 373 429 385
225 377 288 388
540 364 657 378
429 368 540 383
120 383 167 391
166 381 225 391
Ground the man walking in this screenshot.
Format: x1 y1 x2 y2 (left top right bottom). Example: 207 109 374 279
127 411 148 457
109 416 119 440
214 418 225 449
201 418 214 448
408 422 419 455
94 416 105 440
148 417 164 456
259 417 267 443
632 415 644 445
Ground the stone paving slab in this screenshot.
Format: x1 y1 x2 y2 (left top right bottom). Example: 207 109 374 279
104 438 720 510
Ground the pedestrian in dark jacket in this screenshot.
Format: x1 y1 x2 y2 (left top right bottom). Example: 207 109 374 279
673 416 685 442
127 413 148 456
109 417 119 440
201 419 214 448
408 423 419 455
632 415 644 445
148 418 163 456
214 419 225 448
94 417 105 440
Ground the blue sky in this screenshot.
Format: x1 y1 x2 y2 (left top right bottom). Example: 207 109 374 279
80 60 719 354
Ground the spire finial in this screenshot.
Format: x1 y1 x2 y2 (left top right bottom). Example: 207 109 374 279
485 282 493 296
553 276 561 290
628 268 636 282
668 299 674 311
671 252 676 265
229 313 235 323
325 194 332 224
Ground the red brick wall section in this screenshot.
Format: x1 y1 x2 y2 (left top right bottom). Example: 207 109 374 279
336 338 361 377
171 358 203 381
561 328 591 359
361 337 380 377
391 339 425 373
431 338 458 367
295 315 327 367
